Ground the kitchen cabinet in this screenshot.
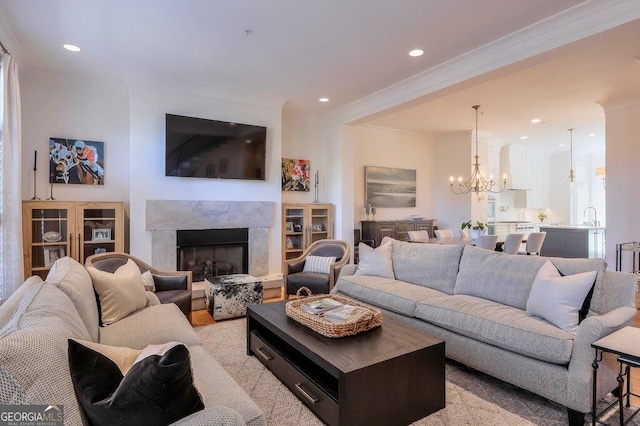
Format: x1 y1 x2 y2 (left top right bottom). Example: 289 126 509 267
361 220 434 247
282 203 334 270
22 201 125 279
500 144 532 190
539 226 604 258
513 154 549 208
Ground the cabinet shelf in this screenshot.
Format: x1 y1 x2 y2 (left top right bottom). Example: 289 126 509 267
283 203 334 272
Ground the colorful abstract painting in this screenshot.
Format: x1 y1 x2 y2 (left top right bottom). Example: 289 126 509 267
282 158 310 191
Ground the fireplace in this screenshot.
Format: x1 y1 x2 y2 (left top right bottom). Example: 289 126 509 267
177 228 248 281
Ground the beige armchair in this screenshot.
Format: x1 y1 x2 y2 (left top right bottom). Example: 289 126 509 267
285 239 350 299
85 252 193 321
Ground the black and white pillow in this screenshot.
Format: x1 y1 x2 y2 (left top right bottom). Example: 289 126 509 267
68 339 204 426
302 255 337 274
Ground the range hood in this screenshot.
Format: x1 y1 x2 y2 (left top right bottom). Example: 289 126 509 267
500 144 532 190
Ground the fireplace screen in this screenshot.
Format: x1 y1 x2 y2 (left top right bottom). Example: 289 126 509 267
177 229 248 282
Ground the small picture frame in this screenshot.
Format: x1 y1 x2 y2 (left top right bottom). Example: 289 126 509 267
312 223 323 232
92 228 111 241
286 237 294 249
285 222 294 232
44 247 65 267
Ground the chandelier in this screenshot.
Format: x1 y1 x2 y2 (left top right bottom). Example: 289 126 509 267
450 105 506 195
568 128 575 184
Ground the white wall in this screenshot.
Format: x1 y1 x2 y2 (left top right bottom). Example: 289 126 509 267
349 125 437 225
602 101 640 270
20 69 130 204
127 81 285 274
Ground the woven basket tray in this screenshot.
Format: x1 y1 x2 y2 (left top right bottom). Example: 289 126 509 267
285 287 383 338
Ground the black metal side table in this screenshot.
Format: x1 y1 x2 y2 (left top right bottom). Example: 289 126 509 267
592 326 640 425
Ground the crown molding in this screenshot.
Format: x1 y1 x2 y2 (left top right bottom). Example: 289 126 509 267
597 97 640 113
323 0 640 127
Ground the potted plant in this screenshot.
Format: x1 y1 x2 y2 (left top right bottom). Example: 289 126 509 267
537 212 548 223
461 220 487 239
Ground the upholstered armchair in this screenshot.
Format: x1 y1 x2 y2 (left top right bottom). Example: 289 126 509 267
85 252 192 321
285 239 350 299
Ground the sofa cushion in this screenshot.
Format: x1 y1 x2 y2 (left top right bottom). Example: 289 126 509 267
68 339 204 426
98 303 201 349
454 245 547 310
0 283 90 425
546 256 607 315
526 260 597 334
188 345 266 426
415 294 574 365
334 274 448 317
46 256 100 341
303 255 336 274
0 275 44 328
389 239 463 294
87 259 148 326
355 242 394 279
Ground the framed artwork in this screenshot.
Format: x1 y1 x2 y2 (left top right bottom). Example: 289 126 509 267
365 166 416 208
49 138 104 185
285 222 294 232
282 158 310 191
44 247 65 267
92 228 111 241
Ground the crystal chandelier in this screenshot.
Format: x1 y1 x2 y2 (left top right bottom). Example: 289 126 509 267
450 105 507 195
568 128 575 184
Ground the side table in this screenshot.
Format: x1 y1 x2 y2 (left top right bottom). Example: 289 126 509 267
205 274 263 320
592 326 640 425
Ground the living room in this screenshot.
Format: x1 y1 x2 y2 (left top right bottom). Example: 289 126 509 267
2 2 640 425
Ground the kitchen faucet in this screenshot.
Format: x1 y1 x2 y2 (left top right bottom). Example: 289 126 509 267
583 206 599 227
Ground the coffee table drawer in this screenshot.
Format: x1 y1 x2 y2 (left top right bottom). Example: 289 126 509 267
249 330 286 378
284 364 339 426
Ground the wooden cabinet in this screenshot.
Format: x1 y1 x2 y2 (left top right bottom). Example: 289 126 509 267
22 201 125 279
282 203 334 268
361 220 434 247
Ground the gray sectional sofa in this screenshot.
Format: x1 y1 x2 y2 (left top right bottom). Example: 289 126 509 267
0 257 265 426
333 239 637 424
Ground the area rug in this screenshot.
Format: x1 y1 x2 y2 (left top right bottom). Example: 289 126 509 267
195 319 637 425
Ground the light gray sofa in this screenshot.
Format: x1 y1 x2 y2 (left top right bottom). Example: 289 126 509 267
333 239 637 425
0 256 265 426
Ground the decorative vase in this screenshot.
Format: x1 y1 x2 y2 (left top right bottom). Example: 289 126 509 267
469 229 484 240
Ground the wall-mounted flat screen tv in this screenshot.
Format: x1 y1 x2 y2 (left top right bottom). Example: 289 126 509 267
165 114 267 180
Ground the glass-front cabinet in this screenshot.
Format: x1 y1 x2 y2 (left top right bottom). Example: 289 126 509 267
22 201 125 279
282 203 334 270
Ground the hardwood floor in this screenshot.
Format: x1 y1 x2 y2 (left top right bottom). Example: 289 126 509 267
192 291 640 407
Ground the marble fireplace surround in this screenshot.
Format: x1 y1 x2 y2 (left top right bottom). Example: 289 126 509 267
146 200 275 276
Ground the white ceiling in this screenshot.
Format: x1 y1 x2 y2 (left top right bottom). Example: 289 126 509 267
0 0 638 155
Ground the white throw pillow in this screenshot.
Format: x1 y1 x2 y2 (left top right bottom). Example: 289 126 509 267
355 242 395 279
141 270 156 292
526 260 596 334
87 259 148 326
303 255 337 274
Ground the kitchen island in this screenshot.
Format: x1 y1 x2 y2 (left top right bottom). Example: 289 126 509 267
539 225 605 258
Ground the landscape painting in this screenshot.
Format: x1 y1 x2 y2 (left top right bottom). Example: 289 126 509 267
365 166 416 207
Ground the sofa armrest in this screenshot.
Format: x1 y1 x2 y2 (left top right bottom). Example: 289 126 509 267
170 407 246 425
566 306 637 412
339 264 358 277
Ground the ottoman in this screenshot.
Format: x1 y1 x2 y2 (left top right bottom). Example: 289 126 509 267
205 274 264 320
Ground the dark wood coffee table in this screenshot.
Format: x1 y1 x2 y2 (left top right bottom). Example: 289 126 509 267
246 301 445 426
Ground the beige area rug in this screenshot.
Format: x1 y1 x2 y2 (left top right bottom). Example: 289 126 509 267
195 319 638 425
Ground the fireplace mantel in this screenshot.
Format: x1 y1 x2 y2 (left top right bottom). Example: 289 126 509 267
146 200 275 276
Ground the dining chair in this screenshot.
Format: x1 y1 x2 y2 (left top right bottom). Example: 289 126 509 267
521 232 547 255
434 229 454 238
476 234 499 251
407 230 430 241
502 233 525 255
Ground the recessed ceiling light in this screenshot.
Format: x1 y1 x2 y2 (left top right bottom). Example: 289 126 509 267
63 44 81 52
318 97 329 103
520 136 528 140
588 133 595 137
409 49 424 57
531 118 541 124
559 144 567 147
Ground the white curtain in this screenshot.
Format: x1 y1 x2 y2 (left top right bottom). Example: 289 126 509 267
0 52 23 301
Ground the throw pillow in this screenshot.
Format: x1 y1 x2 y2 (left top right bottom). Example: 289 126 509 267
302 255 337 274
68 339 204 426
141 270 156 292
355 241 395 279
87 259 148 325
525 260 597 334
